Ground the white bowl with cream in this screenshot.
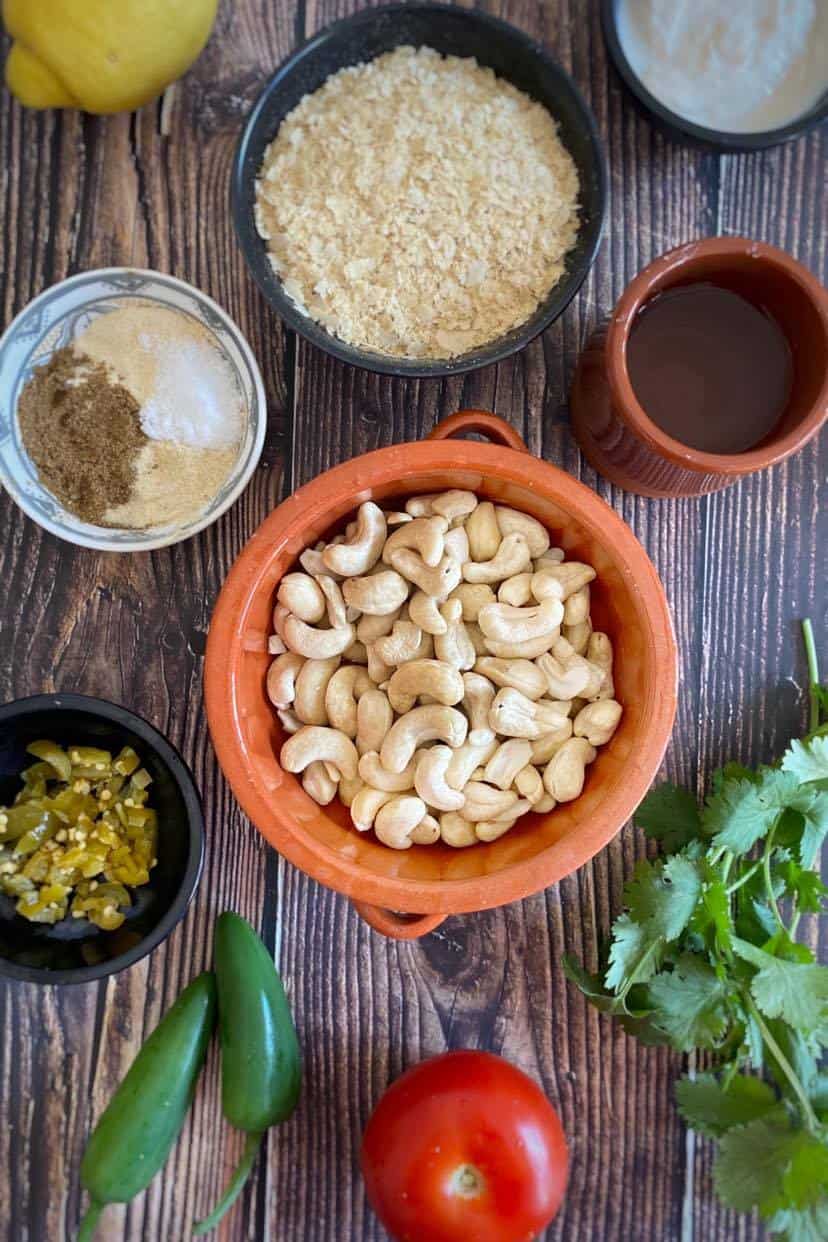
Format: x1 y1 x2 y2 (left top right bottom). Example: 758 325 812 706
0 269 266 552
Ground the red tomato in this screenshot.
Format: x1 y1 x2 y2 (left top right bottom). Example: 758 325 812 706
360 1050 568 1242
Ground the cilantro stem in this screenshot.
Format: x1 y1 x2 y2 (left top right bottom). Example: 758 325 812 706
726 859 761 894
802 619 819 734
761 821 785 933
743 992 818 1133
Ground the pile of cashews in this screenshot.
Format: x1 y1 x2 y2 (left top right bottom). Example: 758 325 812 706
267 491 623 850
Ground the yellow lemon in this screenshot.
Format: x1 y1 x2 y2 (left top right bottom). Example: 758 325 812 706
3 0 219 114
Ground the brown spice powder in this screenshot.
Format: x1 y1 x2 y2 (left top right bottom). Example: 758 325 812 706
18 347 146 523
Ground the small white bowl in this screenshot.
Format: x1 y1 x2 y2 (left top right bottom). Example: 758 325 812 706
0 268 267 552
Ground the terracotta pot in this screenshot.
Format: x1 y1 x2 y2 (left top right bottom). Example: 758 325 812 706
205 410 677 939
570 237 828 498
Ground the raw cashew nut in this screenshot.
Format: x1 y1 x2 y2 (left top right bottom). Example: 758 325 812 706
411 813 441 845
357 609 400 643
351 786 394 832
277 573 326 623
344 639 368 665
587 632 615 699
374 620 428 666
533 561 596 601
389 549 462 600
440 812 478 848
563 620 592 655
409 590 448 635
563 585 590 627
534 793 557 813
375 796 428 849
543 737 597 802
530 719 574 764
498 573 533 607
466 623 488 656
299 546 333 578
450 583 496 622
356 689 394 756
462 672 496 733
474 656 547 701
466 501 501 563
281 726 359 780
267 652 305 708
380 705 468 773
268 634 287 655
405 494 439 517
434 598 476 670
338 774 364 807
294 656 341 725
489 688 570 739
483 631 560 660
343 570 409 616
358 751 417 792
443 526 470 566
383 516 447 568
462 532 531 584
387 659 464 714
322 502 387 576
460 782 519 823
302 760 338 805
445 729 498 790
515 764 545 805
283 615 355 660
484 739 532 790
495 507 550 558
475 819 516 842
272 603 290 640
325 665 373 737
277 708 301 735
574 699 623 746
415 746 465 812
431 490 478 522
366 643 393 685
535 548 565 568
386 511 413 526
536 650 591 702
529 572 565 603
316 575 349 629
478 597 563 644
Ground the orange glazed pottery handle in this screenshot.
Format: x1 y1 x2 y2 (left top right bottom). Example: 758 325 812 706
351 901 446 940
428 410 529 453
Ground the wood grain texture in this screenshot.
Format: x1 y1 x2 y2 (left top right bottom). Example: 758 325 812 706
0 1 825 1241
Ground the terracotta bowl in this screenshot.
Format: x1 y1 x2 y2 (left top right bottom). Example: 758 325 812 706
205 411 677 938
570 237 828 497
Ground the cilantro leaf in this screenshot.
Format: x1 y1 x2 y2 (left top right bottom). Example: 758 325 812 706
635 784 702 852
625 854 703 940
732 938 828 1035
675 1072 777 1137
798 789 828 868
690 875 733 954
768 1201 828 1242
647 954 728 1050
782 736 828 785
562 956 621 1014
780 863 828 915
713 1113 825 1217
604 913 664 992
704 770 803 854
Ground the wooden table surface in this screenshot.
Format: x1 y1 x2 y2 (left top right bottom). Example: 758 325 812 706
1 2 825 1240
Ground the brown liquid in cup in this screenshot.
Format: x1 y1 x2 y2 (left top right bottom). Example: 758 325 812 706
626 283 793 454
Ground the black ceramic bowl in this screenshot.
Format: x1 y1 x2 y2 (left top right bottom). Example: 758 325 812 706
601 0 828 153
0 695 204 985
232 2 606 377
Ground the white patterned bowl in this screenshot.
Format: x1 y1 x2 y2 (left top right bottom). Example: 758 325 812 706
0 268 266 552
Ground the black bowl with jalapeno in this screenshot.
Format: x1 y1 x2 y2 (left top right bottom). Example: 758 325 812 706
0 694 204 985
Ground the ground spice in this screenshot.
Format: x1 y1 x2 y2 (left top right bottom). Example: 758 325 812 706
18 347 146 523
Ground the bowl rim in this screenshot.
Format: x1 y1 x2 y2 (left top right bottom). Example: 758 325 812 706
231 0 608 378
600 0 828 153
0 693 204 985
205 427 678 914
604 237 828 476
0 266 267 553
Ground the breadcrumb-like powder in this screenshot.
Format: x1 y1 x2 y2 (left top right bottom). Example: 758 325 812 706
255 46 580 359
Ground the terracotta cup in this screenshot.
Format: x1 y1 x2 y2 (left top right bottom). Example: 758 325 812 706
205 410 677 939
570 237 828 497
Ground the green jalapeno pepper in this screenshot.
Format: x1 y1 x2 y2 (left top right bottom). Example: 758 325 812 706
78 972 216 1241
193 912 301 1235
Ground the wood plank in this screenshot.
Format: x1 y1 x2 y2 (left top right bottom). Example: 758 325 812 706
0 4 294 1240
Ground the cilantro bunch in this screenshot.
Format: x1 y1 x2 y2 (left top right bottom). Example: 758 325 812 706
564 621 828 1241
